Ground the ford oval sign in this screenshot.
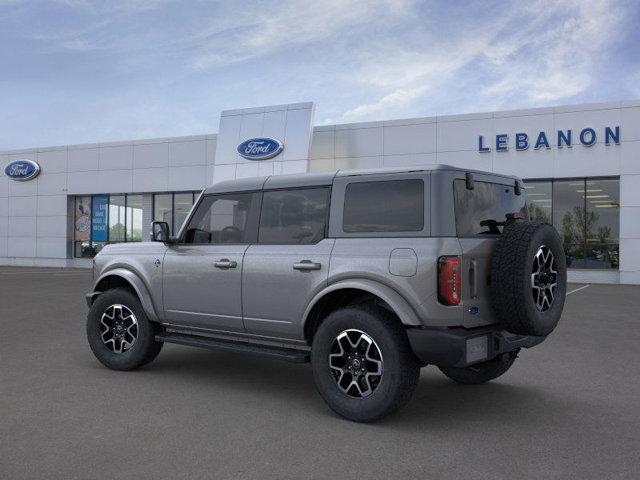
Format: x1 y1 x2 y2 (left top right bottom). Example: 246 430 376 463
4 159 41 181
237 138 283 160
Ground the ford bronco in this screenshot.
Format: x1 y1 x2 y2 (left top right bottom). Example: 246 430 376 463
86 166 566 422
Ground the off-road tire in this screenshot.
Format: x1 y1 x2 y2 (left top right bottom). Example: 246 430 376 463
87 288 163 371
311 306 420 422
491 221 567 336
438 352 517 385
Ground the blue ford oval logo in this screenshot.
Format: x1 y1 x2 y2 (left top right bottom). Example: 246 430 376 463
4 159 41 181
237 137 283 160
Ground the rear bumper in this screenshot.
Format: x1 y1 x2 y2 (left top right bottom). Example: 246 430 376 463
406 325 546 368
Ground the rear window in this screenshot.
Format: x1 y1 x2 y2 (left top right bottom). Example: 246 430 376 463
454 180 526 236
343 179 424 233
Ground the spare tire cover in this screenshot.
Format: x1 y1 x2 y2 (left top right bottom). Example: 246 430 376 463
490 222 567 336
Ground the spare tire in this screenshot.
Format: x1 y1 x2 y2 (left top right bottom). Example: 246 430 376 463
490 222 567 336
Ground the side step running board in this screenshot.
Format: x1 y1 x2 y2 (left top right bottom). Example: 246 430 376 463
156 332 310 363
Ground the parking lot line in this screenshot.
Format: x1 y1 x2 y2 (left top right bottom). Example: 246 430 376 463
567 284 590 295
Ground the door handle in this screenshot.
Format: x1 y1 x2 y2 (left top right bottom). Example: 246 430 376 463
470 259 478 299
293 260 321 271
214 259 237 269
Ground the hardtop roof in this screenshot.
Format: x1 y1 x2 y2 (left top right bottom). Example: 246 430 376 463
202 164 520 194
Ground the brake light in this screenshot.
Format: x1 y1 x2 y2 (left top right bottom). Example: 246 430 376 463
438 256 461 306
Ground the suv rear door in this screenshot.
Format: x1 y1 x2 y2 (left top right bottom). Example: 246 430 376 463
242 185 333 340
453 177 526 328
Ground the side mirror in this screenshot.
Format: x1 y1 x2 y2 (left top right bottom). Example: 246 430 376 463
150 221 170 242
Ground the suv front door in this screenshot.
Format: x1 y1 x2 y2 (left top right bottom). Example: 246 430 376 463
162 192 260 332
242 187 333 340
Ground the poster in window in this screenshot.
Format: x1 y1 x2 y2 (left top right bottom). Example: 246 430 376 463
75 196 91 242
91 195 108 242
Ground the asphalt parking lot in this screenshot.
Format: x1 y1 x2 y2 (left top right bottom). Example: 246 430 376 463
1 267 639 479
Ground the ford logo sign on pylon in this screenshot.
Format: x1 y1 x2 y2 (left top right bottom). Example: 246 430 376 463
4 159 41 181
237 138 283 160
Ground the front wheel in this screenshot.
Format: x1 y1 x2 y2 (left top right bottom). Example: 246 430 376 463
86 288 163 371
311 306 420 422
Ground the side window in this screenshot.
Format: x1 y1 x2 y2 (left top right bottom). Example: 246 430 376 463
184 193 255 244
258 188 329 244
343 179 424 232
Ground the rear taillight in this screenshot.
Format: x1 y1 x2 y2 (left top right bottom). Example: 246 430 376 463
438 256 461 306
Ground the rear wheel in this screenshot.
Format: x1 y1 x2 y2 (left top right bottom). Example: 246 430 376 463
438 352 517 385
311 306 420 422
86 288 163 371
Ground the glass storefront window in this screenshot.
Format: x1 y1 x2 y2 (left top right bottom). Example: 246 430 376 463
154 193 173 232
585 179 620 269
74 196 92 257
525 181 552 223
153 191 199 235
109 195 126 243
74 193 147 257
524 177 620 270
174 193 195 235
126 194 143 242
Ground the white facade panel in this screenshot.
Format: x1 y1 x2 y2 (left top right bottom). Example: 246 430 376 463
262 110 287 146
7 237 36 257
383 123 436 155
0 197 8 217
132 167 169 192
8 195 36 217
214 114 243 165
68 147 100 171
0 173 7 197
620 238 640 272
235 162 260 179
212 164 237 181
8 177 38 196
0 215 7 236
8 216 37 237
68 169 133 195
620 175 640 206
167 165 207 191
37 172 67 196
281 107 314 162
37 215 68 238
620 206 640 238
99 144 133 170
620 140 640 175
36 237 67 258
169 140 206 167
134 142 169 169
619 107 640 142
37 195 67 217
36 149 67 173
310 130 334 160
438 118 493 152
335 127 382 158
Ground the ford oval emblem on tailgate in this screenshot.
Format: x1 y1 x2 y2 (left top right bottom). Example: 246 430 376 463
237 137 283 160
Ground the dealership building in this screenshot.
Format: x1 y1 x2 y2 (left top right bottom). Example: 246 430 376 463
1 100 639 284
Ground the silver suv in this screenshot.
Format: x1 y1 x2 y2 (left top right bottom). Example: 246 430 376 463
86 165 567 422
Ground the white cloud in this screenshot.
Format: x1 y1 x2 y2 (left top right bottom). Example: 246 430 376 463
334 0 625 122
191 0 415 69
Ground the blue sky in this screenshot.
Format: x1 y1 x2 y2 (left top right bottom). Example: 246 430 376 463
1 0 639 150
